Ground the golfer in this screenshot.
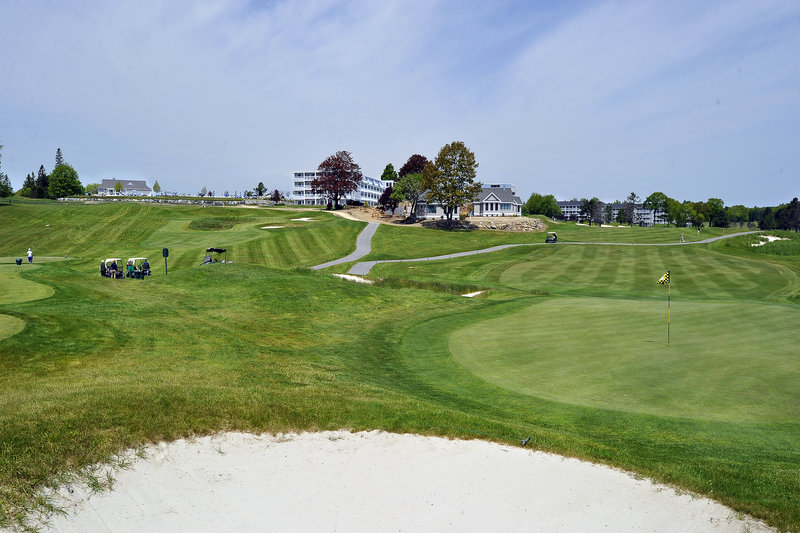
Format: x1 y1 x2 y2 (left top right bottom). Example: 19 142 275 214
27 248 33 263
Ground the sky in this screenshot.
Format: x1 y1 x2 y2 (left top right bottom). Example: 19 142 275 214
1 0 798 206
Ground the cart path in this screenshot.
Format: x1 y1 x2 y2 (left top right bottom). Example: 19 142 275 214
311 222 379 270
345 231 761 276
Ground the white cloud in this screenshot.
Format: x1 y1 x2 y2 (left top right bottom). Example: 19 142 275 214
1 0 797 205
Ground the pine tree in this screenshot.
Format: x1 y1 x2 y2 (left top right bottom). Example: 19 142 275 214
55 147 64 168
35 165 50 198
153 180 161 193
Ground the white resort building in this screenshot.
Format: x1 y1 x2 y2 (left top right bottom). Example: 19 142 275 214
291 172 385 207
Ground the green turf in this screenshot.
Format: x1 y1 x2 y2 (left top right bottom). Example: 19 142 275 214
448 297 800 423
0 203 798 531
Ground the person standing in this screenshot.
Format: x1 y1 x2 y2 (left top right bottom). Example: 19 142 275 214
680 232 685 243
27 248 33 263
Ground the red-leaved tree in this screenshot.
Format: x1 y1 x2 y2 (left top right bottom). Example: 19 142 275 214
398 154 428 178
312 151 363 208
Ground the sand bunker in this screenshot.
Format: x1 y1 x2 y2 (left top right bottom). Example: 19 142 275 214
260 226 283 229
751 235 788 247
291 217 316 221
40 431 772 533
462 291 484 298
333 274 373 284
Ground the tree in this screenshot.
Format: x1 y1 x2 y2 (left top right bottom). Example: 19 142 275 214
522 193 562 218
580 197 602 225
422 141 481 222
378 185 399 213
391 172 424 220
85 183 100 195
255 182 266 197
778 197 800 232
153 180 161 193
726 205 749 225
643 192 670 225
49 164 84 198
0 173 11 198
707 198 727 227
0 144 10 198
380 163 397 182
35 165 50 198
311 150 363 209
688 201 708 229
55 147 64 167
199 186 207 197
21 173 36 197
115 181 124 194
398 154 428 178
667 198 689 227
624 192 640 226
269 189 282 202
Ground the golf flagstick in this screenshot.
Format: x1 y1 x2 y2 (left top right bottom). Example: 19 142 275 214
657 271 671 346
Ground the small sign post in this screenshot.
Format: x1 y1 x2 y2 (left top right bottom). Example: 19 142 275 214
163 247 169 275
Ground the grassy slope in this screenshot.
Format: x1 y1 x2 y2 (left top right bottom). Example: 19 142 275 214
1 203 798 530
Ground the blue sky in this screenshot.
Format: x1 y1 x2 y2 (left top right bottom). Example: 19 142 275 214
1 0 798 206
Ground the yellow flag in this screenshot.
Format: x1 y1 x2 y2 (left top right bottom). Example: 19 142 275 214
657 272 670 285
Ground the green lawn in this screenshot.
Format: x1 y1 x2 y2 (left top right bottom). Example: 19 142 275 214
1 203 799 531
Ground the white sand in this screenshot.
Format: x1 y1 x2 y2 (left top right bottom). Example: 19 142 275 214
462 291 484 298
333 274 374 284
38 431 772 533
291 217 316 221
260 225 284 229
751 235 788 247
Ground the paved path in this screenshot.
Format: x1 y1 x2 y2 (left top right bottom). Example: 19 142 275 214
346 231 760 276
311 222 379 270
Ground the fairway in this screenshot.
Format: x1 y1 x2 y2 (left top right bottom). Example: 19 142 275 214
1 203 799 531
448 297 800 423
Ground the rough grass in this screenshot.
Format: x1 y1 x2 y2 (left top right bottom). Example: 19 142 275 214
0 203 799 531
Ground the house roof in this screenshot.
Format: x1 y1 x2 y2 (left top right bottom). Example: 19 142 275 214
476 187 522 204
417 186 522 205
100 179 151 191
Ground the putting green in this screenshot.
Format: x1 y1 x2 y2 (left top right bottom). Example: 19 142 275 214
448 297 800 423
0 264 55 304
0 314 25 341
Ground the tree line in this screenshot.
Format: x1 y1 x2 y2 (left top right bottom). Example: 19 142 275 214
311 141 481 224
521 189 800 231
1 147 85 199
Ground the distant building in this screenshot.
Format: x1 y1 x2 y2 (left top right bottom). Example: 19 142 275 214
416 183 523 219
557 200 667 225
291 172 385 207
97 179 152 196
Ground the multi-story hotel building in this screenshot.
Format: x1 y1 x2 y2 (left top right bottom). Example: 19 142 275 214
291 172 386 207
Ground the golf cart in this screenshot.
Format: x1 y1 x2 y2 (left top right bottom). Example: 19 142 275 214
127 257 151 278
103 258 124 278
202 247 228 265
545 232 558 243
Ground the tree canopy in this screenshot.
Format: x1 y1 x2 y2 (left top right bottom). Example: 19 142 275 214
55 147 64 168
378 185 399 213
0 144 10 198
152 180 161 193
48 164 84 198
311 150 363 209
391 172 424 220
579 197 603 225
255 182 266 197
380 163 397 182
422 141 481 222
522 193 561 218
398 154 428 178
